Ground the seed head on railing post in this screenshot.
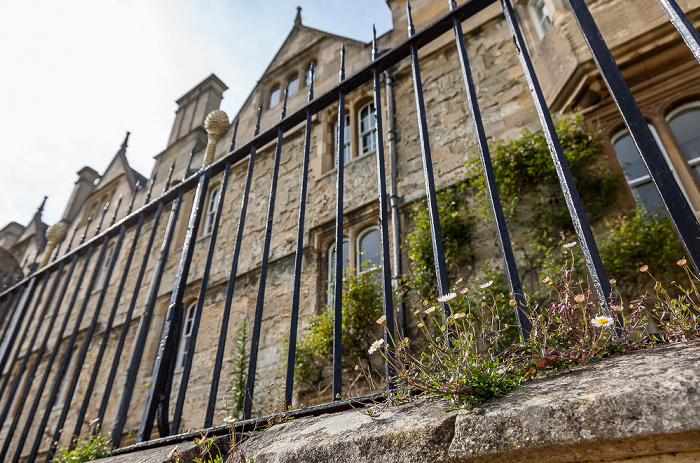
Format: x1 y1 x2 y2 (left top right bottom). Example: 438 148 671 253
40 221 68 268
203 110 230 168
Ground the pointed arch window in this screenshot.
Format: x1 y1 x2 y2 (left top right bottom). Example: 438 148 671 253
357 227 381 273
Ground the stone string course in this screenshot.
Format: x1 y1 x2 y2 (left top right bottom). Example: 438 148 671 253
97 340 700 462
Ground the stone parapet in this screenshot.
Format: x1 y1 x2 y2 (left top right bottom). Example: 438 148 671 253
96 340 700 462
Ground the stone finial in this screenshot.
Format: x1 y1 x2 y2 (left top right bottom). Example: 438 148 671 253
295 6 302 26
40 221 68 268
203 110 230 168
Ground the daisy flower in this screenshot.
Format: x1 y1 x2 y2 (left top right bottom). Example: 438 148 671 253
563 241 577 249
454 312 466 319
640 265 649 272
223 416 235 424
479 280 493 289
425 306 436 315
678 258 687 266
574 294 585 303
591 316 614 327
376 315 387 325
368 338 385 354
437 292 457 302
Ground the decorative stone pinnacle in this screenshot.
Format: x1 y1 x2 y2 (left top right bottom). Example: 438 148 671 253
40 221 68 267
203 110 230 168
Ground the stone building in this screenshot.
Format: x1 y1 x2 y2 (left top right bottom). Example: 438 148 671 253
0 0 699 460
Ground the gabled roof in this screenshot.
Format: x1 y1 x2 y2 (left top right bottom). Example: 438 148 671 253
260 9 365 80
95 132 146 193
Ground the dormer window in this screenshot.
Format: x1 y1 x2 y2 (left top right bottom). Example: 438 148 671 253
305 61 317 87
269 84 281 108
529 0 552 39
287 74 299 97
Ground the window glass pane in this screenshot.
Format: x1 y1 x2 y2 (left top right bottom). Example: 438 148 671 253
613 133 648 181
305 61 317 86
96 245 114 290
204 186 220 235
178 303 197 367
529 0 552 38
359 103 376 154
635 182 666 215
334 116 351 166
269 85 280 108
669 108 700 182
287 74 298 96
358 228 380 273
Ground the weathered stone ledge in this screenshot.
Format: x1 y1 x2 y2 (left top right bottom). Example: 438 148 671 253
98 341 700 462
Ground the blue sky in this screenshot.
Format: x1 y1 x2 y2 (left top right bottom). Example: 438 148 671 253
0 1 394 228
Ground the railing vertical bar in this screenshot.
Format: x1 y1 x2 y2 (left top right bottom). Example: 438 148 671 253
173 165 231 432
566 0 700 273
406 1 452 320
109 196 170 448
0 248 82 462
243 91 289 420
174 124 239 432
22 219 113 463
0 286 18 330
0 279 37 376
450 0 531 339
45 212 126 461
332 44 347 401
204 102 263 428
371 27 397 388
139 167 210 441
656 0 700 65
64 184 137 451
113 157 186 446
500 0 621 335
285 78 315 410
0 274 47 397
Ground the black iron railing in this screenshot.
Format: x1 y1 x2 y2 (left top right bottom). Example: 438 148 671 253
1 0 699 460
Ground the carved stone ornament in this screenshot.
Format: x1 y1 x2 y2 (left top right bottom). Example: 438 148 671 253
203 110 230 168
40 221 68 267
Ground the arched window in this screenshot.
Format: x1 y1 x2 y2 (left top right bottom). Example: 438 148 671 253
269 84 281 108
286 74 299 97
528 0 552 39
203 184 221 236
357 227 381 273
333 115 351 166
95 244 115 290
667 102 700 183
358 102 377 155
327 239 350 306
305 61 317 86
177 301 197 368
611 126 687 215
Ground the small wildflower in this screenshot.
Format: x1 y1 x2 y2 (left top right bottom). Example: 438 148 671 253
542 276 551 284
354 364 360 371
404 337 410 344
460 287 469 294
456 277 463 284
509 299 517 307
609 279 616 285
223 416 235 424
425 306 436 315
440 325 447 332
454 312 466 319
574 294 585 303
611 305 623 312
678 258 687 266
423 300 429 306
376 315 387 325
336 393 341 399
414 309 421 315
447 316 454 324
563 241 577 249
591 316 614 327
368 338 385 354
417 322 425 328
479 280 493 289
640 265 649 272
88 417 100 426
438 292 457 302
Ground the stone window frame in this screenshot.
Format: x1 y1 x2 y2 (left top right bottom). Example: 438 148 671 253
323 216 382 307
324 93 377 173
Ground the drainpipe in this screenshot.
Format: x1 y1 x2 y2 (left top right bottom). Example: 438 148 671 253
384 69 406 336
